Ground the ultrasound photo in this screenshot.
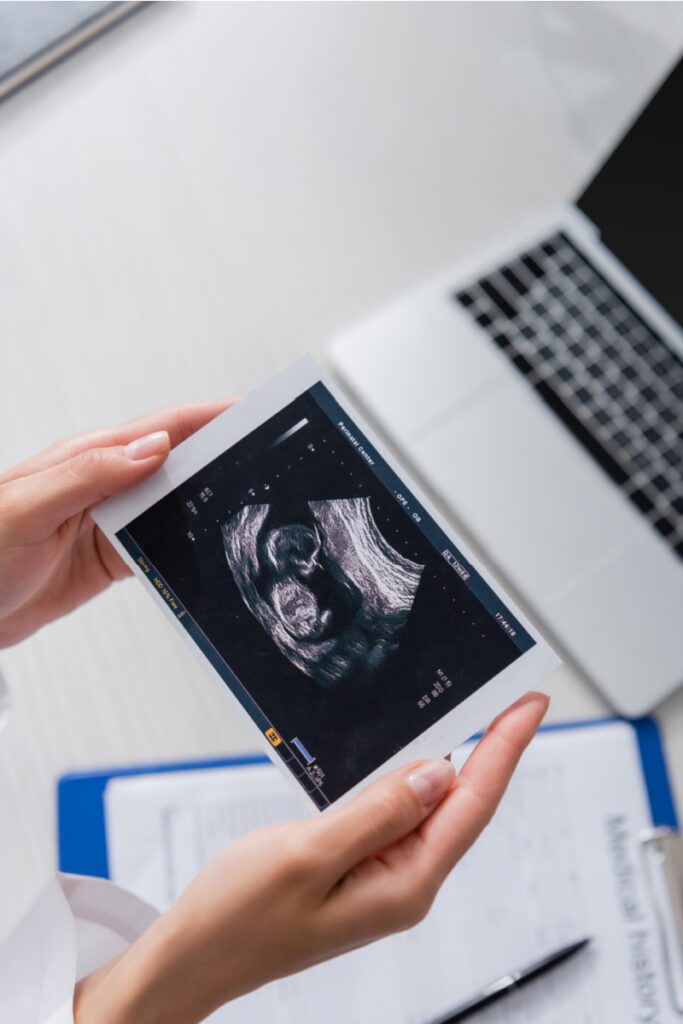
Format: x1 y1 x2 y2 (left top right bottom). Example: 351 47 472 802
117 384 528 804
222 497 424 688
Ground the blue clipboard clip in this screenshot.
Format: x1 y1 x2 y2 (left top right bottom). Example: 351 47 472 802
619 718 683 1015
628 718 683 1013
640 826 683 1014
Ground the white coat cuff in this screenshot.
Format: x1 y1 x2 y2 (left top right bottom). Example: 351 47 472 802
0 874 158 1024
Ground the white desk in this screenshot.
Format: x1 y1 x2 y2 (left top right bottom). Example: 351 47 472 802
1 1 682 938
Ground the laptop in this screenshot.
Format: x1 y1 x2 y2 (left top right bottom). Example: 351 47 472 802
330 57 683 717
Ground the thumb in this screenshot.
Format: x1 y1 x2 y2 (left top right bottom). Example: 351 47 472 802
6 431 170 538
315 759 455 878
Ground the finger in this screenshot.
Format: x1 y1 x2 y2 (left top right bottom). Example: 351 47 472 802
0 400 234 483
2 433 172 540
313 758 456 878
418 691 549 881
78 400 235 451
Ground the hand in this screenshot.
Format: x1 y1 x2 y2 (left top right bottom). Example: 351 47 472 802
0 402 231 647
74 691 549 1024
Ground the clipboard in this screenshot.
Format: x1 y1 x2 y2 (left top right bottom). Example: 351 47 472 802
57 717 683 1010
58 752 269 880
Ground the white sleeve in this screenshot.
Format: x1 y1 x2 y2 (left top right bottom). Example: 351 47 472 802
0 874 159 1024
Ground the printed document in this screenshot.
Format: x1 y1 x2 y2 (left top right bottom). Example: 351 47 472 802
106 721 677 1022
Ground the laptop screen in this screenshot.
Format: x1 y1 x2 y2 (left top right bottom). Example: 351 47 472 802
577 57 682 328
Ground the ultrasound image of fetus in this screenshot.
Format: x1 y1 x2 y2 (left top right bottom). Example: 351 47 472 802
221 497 424 687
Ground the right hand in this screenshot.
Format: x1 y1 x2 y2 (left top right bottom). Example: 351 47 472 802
74 691 549 1024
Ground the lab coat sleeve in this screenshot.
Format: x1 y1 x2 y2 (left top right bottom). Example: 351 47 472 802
0 873 159 1024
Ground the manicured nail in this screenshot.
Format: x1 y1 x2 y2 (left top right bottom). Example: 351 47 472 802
124 431 170 461
485 691 550 738
407 760 455 807
510 691 550 715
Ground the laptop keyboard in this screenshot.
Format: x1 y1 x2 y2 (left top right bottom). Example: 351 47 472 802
455 232 683 559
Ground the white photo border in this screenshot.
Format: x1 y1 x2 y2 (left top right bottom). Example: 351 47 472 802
93 355 560 812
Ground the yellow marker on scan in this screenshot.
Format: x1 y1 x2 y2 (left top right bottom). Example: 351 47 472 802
265 727 282 747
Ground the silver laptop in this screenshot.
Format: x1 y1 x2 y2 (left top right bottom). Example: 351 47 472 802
330 58 683 717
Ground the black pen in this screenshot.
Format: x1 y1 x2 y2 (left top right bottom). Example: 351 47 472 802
425 937 592 1023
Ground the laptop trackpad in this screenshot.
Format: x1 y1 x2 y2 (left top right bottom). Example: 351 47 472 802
410 377 645 606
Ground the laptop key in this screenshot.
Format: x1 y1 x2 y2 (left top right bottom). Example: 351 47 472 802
454 231 683 559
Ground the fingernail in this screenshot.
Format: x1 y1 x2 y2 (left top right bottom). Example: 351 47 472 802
512 691 550 714
407 760 455 808
124 431 170 461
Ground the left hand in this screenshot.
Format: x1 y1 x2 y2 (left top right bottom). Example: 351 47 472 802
0 402 231 647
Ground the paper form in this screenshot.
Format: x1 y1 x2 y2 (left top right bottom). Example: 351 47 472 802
105 722 677 1022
